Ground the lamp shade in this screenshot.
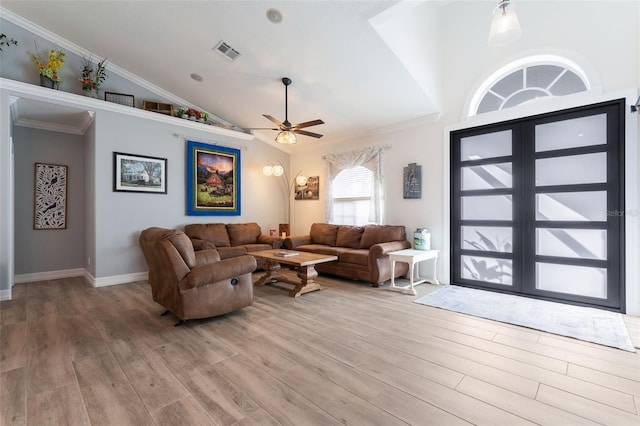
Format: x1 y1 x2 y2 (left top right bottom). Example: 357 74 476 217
295 175 308 186
272 165 284 176
488 0 521 47
262 165 273 176
275 130 297 144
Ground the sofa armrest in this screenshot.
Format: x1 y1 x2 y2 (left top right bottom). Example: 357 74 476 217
181 255 257 290
369 240 412 258
194 248 221 266
257 235 283 249
191 238 216 251
284 235 311 249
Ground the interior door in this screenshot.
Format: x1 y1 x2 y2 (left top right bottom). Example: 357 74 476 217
451 99 625 311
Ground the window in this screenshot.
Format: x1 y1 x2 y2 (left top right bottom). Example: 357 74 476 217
470 55 590 116
331 166 374 225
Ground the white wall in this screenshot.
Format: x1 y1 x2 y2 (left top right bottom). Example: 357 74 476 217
291 1 640 312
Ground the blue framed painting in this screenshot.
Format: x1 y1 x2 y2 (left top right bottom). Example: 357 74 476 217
186 141 241 216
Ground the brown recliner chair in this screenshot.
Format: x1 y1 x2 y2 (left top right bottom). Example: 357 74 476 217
139 227 256 324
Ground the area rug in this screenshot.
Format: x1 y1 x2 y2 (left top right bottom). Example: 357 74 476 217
414 285 635 352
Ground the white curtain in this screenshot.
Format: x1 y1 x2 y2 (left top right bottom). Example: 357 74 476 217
324 144 390 224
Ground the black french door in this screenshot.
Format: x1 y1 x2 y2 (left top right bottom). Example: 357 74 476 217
451 99 625 311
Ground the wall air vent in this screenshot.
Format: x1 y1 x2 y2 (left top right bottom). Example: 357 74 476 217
213 40 241 62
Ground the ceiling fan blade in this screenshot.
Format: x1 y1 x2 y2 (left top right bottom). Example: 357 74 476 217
292 119 324 129
263 114 284 128
294 129 323 138
247 128 279 131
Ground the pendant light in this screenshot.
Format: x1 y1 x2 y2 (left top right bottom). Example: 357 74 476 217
488 0 522 47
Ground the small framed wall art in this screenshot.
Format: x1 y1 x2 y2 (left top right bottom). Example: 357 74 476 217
34 163 68 230
113 152 167 194
403 163 422 199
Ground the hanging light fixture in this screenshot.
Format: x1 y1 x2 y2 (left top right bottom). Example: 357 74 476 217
275 130 297 144
488 0 522 47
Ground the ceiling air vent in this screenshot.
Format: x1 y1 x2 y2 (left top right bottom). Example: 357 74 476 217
213 40 241 62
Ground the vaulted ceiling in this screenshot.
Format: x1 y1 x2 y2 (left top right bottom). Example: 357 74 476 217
2 0 448 147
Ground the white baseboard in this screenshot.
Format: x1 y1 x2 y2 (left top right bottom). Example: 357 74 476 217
0 289 11 301
86 271 148 288
12 268 148 290
14 268 86 284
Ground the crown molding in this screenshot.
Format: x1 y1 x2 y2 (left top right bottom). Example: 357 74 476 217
0 6 239 130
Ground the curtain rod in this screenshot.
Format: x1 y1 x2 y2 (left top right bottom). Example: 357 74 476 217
173 133 249 151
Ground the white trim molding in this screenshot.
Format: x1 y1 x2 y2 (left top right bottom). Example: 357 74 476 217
14 267 86 284
85 270 148 288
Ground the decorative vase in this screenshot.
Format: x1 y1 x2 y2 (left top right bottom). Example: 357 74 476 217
39 75 59 90
83 88 98 99
181 114 189 119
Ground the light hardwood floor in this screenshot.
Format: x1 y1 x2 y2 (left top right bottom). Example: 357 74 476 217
1 273 639 425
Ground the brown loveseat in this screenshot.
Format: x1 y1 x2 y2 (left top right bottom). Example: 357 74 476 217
184 222 282 269
284 223 411 287
139 227 256 323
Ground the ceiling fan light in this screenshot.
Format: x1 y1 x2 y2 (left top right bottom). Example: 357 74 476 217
488 0 522 47
272 165 284 176
276 130 297 144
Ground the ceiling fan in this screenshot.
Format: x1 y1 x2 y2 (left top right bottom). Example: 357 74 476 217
251 77 324 144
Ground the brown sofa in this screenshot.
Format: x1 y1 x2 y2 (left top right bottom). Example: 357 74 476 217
184 222 282 269
284 223 411 286
139 227 256 323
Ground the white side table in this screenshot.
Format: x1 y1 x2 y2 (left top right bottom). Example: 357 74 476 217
388 249 440 295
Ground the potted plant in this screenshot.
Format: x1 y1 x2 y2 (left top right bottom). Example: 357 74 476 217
200 111 209 123
175 106 188 119
79 56 107 98
187 108 200 121
28 44 65 89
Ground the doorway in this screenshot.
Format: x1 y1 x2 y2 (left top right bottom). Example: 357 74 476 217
450 99 625 311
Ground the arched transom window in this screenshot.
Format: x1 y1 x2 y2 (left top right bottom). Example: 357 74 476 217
470 56 590 116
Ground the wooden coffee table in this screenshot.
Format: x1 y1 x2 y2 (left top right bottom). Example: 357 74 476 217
252 249 337 297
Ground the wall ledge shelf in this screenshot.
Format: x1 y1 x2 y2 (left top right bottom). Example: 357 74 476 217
1 77 254 141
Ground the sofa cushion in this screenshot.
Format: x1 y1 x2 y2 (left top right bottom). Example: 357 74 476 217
227 223 261 246
296 244 351 257
338 249 369 266
359 225 406 249
310 223 338 246
336 226 364 249
242 243 273 253
165 231 197 268
185 223 230 247
216 246 249 260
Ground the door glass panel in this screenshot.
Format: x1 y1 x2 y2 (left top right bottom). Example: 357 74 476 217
536 263 607 299
536 191 606 221
462 195 512 220
462 226 512 252
461 130 512 161
535 113 606 152
536 153 606 186
536 228 607 260
462 163 512 190
461 255 513 285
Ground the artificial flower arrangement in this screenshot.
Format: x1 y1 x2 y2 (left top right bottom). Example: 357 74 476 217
28 44 65 84
175 107 209 122
79 56 108 91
